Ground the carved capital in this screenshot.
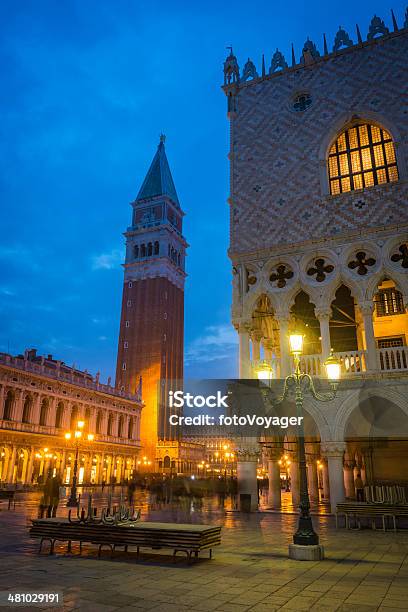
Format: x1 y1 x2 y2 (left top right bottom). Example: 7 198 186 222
315 307 332 320
321 441 347 458
235 446 260 462
359 301 374 317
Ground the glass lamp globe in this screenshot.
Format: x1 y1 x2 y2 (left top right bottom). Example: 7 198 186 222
324 352 341 382
289 333 304 355
255 360 273 381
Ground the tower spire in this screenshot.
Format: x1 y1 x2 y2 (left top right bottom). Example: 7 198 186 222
136 136 179 206
291 43 296 67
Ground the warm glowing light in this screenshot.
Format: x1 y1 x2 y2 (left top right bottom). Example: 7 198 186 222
43 448 48 452
324 352 341 382
289 333 304 355
65 433 71 440
77 420 85 429
255 360 273 381
74 430 82 439
87 433 94 441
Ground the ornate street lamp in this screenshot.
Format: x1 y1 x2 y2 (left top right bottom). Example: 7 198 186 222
65 420 94 507
256 333 341 559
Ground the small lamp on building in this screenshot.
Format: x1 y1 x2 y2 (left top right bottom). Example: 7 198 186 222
255 360 274 383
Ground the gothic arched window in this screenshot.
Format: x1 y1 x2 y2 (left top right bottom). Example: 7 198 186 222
154 241 159 255
328 123 398 195
134 245 139 258
141 244 146 257
147 242 153 256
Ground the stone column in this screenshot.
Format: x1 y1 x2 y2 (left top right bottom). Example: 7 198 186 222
238 323 251 379
307 461 319 502
360 302 378 371
322 460 330 501
316 308 332 360
343 455 355 499
321 442 346 513
13 390 24 422
236 445 259 511
32 394 41 424
251 332 262 363
25 447 35 484
267 449 282 509
290 459 300 507
7 445 17 483
276 313 291 377
60 450 67 479
98 453 105 484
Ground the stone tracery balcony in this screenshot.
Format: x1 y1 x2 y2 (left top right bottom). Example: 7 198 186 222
252 346 408 379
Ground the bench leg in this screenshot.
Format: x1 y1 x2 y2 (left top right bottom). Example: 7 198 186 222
209 549 212 559
67 540 72 553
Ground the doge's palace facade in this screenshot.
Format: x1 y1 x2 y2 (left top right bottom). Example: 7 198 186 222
223 11 408 512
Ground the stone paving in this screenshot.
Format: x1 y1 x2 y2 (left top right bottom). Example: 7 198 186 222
0 490 407 611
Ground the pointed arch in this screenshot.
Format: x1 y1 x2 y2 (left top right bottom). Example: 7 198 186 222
319 111 406 195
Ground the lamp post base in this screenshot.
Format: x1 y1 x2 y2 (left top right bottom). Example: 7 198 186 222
289 544 324 561
66 497 79 508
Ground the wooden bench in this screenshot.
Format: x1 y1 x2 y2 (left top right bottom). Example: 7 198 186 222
0 490 15 510
336 502 408 532
29 519 222 563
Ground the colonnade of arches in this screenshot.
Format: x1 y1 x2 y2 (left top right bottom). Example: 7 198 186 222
0 444 139 486
238 274 408 379
0 388 140 443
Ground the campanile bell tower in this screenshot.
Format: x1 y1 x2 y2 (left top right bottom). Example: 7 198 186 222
115 136 187 460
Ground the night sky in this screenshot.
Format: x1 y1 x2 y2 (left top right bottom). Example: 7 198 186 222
1 0 405 382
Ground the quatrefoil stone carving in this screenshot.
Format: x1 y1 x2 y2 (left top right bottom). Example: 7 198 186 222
391 244 408 269
307 258 334 282
270 264 294 288
348 251 376 275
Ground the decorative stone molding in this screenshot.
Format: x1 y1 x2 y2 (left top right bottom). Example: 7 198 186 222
321 441 347 458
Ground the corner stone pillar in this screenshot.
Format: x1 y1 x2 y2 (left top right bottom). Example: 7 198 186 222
321 442 346 513
236 445 259 511
238 323 251 379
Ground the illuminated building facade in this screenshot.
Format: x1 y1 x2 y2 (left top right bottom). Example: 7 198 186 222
224 12 408 511
0 350 142 485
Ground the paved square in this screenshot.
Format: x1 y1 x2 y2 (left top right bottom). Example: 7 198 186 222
0 491 407 611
